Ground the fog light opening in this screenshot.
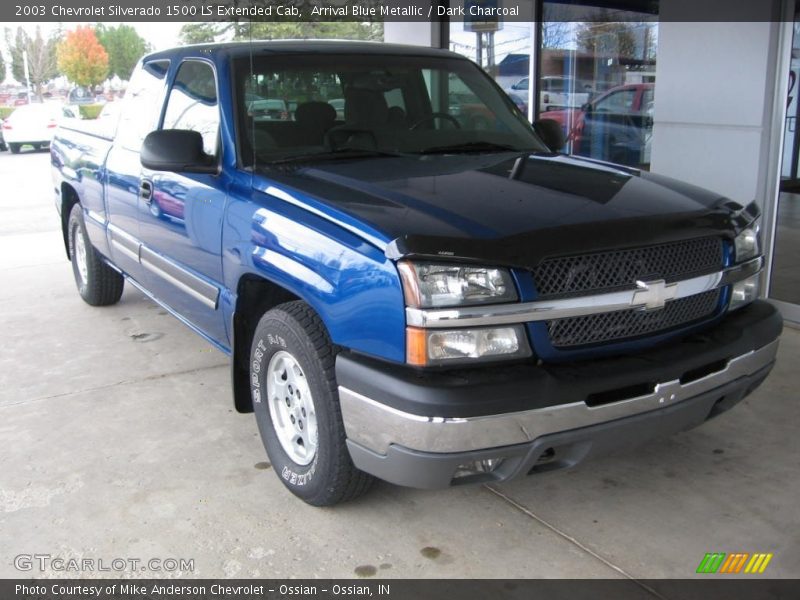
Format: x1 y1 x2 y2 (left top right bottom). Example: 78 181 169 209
477 458 504 472
536 447 556 464
452 457 505 482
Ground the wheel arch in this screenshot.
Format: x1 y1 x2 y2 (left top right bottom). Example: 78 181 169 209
60 183 81 259
231 273 301 413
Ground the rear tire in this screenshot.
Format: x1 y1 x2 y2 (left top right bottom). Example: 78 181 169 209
250 301 375 506
68 203 124 306
9 143 20 154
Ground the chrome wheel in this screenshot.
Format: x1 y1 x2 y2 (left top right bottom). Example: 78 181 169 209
266 350 318 465
74 225 89 286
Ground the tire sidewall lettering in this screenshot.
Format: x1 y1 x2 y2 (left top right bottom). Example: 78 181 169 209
251 327 318 490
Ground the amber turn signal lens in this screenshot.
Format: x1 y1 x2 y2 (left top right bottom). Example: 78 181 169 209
406 327 428 366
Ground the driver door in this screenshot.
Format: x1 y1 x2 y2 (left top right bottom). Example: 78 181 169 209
137 59 228 344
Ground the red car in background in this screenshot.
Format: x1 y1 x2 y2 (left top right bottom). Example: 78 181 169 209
545 83 654 167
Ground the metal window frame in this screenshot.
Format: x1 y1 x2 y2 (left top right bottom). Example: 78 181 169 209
764 0 800 322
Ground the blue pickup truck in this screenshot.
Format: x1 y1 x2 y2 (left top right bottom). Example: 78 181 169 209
52 41 782 506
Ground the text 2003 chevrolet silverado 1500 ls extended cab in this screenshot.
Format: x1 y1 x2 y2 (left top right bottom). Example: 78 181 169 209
52 42 782 506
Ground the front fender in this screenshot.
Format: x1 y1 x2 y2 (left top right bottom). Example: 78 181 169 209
223 185 406 364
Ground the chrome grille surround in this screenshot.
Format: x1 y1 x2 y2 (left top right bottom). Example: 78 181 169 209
547 289 722 348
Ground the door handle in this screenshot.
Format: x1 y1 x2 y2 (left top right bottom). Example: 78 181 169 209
139 180 153 203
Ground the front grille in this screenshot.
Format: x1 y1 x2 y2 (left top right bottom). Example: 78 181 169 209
533 237 724 298
547 289 721 348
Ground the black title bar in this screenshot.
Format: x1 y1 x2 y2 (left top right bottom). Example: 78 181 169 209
0 0 793 22
3 579 800 600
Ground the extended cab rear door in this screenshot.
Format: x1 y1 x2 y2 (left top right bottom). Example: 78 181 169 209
136 59 227 345
105 59 170 281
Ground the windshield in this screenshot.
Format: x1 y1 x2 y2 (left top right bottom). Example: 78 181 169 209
234 53 547 167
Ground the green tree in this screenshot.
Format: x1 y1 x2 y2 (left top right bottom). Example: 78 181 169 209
95 24 150 80
179 22 224 45
179 21 383 46
4 26 59 98
0 50 6 83
244 22 382 41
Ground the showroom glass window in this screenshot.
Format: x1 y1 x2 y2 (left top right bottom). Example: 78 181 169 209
448 3 534 118
448 1 658 169
539 3 658 169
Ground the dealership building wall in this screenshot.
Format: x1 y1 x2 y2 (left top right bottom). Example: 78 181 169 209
385 0 799 322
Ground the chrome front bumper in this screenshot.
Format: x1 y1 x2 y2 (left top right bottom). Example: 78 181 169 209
339 339 779 457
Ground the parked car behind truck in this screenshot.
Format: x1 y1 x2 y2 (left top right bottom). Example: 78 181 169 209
547 83 655 167
51 42 781 506
4 103 78 153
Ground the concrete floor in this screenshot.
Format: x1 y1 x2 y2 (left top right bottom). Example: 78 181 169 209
1 150 798 581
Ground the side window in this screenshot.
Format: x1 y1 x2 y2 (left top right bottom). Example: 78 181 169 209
595 89 637 114
116 60 169 151
163 61 220 157
244 70 343 120
384 87 406 111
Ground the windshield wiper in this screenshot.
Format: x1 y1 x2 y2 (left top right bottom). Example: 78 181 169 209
418 142 532 155
265 147 406 165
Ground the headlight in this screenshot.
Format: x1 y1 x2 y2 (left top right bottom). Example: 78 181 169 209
398 262 518 308
406 325 532 366
729 273 760 311
734 226 759 263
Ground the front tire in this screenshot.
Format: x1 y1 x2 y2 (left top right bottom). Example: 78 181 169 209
68 203 124 306
250 301 374 506
9 143 20 154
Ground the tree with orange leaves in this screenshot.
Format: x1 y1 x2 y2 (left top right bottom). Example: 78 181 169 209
57 26 109 88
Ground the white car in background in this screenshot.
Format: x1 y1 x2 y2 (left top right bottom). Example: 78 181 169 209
508 76 591 112
1 103 78 154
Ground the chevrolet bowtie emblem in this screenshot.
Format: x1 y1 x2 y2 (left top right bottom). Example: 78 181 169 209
632 279 678 311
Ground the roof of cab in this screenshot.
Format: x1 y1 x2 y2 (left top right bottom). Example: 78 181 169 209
142 40 464 63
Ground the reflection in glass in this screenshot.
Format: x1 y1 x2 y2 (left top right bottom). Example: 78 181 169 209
539 4 658 169
772 19 800 306
448 3 658 169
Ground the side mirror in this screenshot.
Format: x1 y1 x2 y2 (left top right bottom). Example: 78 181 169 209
141 129 217 174
533 118 566 153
